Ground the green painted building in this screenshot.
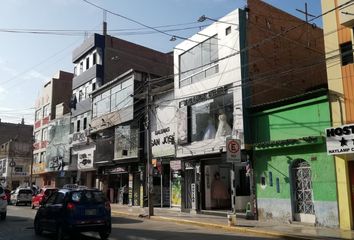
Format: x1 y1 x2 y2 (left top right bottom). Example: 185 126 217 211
250 89 338 227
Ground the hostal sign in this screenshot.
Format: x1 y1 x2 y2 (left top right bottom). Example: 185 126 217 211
326 124 354 155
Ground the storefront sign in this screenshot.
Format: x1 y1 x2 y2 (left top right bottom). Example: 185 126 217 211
179 87 226 108
105 167 127 174
152 127 176 157
170 160 181 171
326 124 354 155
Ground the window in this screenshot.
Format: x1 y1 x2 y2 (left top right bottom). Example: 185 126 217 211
77 120 81 132
74 66 77 76
190 93 233 142
40 152 46 163
269 171 273 186
92 78 134 118
179 35 218 87
261 175 266 186
114 123 139 159
276 177 280 193
340 41 354 66
42 128 48 141
34 153 39 164
35 109 41 121
43 104 50 117
14 166 23 173
83 117 87 130
225 26 231 36
79 62 83 74
93 52 97 65
34 131 40 142
86 57 90 70
79 90 84 102
54 192 65 204
92 82 96 91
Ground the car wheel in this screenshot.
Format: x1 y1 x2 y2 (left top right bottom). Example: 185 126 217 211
34 218 42 235
99 223 111 240
57 225 65 240
99 231 110 240
0 212 6 220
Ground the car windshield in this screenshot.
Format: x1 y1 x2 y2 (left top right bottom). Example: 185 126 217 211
19 189 32 194
69 191 106 204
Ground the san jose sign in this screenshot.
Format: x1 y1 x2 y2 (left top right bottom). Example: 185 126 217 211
326 124 354 155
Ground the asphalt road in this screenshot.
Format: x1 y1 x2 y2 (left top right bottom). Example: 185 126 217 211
0 205 283 240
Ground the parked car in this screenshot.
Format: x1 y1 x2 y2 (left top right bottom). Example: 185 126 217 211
4 189 11 204
0 186 7 220
31 187 58 209
10 188 33 206
34 187 111 240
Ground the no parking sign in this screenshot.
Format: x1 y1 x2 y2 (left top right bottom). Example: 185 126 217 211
226 137 241 162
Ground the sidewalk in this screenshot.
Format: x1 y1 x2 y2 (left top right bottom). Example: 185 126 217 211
110 204 354 239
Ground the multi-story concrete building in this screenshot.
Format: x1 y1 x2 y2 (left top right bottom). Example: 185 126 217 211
69 32 172 190
173 0 331 221
322 0 354 230
32 71 73 187
174 8 247 213
0 120 33 189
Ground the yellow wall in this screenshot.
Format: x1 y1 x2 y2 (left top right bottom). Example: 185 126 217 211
322 0 353 230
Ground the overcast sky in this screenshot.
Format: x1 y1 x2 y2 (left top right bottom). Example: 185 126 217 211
0 0 322 125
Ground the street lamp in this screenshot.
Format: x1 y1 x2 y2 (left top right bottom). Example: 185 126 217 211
197 14 239 26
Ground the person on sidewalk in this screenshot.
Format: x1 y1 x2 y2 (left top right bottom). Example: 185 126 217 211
211 172 229 209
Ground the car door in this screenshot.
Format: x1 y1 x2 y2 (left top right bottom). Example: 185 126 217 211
45 192 65 231
37 192 56 231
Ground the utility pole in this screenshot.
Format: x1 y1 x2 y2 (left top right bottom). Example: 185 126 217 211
296 3 315 47
145 74 154 217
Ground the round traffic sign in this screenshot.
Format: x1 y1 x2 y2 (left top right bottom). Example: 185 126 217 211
9 159 16 168
228 140 240 153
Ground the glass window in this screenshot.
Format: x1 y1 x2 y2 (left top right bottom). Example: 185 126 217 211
34 131 40 142
340 41 353 66
93 52 97 65
93 78 133 118
114 123 139 159
190 93 233 142
43 104 50 117
86 57 90 70
77 120 81 132
83 117 87 130
40 152 46 163
225 26 231 36
79 62 83 74
54 192 65 204
35 109 41 121
179 35 218 87
42 128 48 141
46 192 57 205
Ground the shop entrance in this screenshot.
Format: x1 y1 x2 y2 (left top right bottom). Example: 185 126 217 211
108 173 128 204
204 164 231 210
152 163 171 207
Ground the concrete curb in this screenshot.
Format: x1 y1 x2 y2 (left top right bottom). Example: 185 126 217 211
111 210 311 240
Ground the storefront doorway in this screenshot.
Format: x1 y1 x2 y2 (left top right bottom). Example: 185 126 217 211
291 159 315 223
204 164 231 210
